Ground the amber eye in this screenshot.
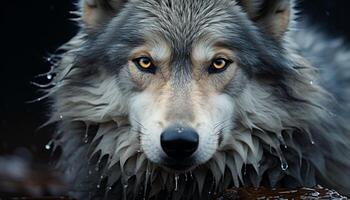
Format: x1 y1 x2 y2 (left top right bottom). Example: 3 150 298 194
132 57 156 74
208 58 232 74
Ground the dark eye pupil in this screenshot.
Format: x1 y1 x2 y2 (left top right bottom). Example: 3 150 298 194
215 60 224 65
141 58 150 64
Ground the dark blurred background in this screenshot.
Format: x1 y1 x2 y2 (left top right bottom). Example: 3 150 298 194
0 0 350 162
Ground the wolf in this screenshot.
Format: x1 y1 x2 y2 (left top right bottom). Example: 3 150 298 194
45 0 350 199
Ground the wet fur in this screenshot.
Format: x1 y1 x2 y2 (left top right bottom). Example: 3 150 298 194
47 0 350 199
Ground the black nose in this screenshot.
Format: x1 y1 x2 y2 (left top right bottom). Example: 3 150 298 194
161 126 199 160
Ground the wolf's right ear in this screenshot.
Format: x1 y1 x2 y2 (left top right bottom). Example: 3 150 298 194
81 0 127 31
237 0 294 39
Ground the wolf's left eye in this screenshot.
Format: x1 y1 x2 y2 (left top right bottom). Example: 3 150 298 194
208 58 232 74
133 57 157 74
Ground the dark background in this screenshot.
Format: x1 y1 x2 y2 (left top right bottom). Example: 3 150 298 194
0 0 350 161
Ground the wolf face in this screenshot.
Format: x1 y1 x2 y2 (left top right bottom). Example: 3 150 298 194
126 29 238 170
49 0 350 199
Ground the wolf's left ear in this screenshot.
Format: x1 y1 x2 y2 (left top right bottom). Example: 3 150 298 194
81 0 127 31
237 0 293 39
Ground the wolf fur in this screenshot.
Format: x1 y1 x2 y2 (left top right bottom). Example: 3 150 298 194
46 0 350 199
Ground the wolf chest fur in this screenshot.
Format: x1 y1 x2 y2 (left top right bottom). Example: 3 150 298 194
48 0 350 199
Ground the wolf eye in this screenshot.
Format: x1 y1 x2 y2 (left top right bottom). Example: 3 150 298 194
133 57 156 74
208 58 232 74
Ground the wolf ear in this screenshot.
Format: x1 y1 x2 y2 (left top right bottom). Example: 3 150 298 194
237 0 293 38
81 0 127 31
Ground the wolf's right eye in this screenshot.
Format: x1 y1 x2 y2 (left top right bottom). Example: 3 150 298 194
208 58 232 74
133 57 157 74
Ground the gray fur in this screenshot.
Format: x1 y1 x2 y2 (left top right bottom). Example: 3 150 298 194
46 0 350 199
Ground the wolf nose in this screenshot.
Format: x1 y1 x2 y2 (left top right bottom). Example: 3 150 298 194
161 126 199 160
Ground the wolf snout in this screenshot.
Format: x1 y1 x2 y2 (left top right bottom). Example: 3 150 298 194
160 126 199 160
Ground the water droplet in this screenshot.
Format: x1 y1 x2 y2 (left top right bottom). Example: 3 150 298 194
185 173 188 182
47 74 53 80
277 149 288 171
123 184 128 200
97 184 101 189
45 141 53 150
88 170 92 175
310 81 314 85
59 115 63 119
243 164 247 175
189 171 193 179
107 186 112 191
174 175 179 191
45 144 51 150
307 131 315 145
83 124 90 143
311 191 320 197
281 162 289 171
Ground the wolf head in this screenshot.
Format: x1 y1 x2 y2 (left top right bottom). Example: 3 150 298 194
50 0 350 199
76 0 297 169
